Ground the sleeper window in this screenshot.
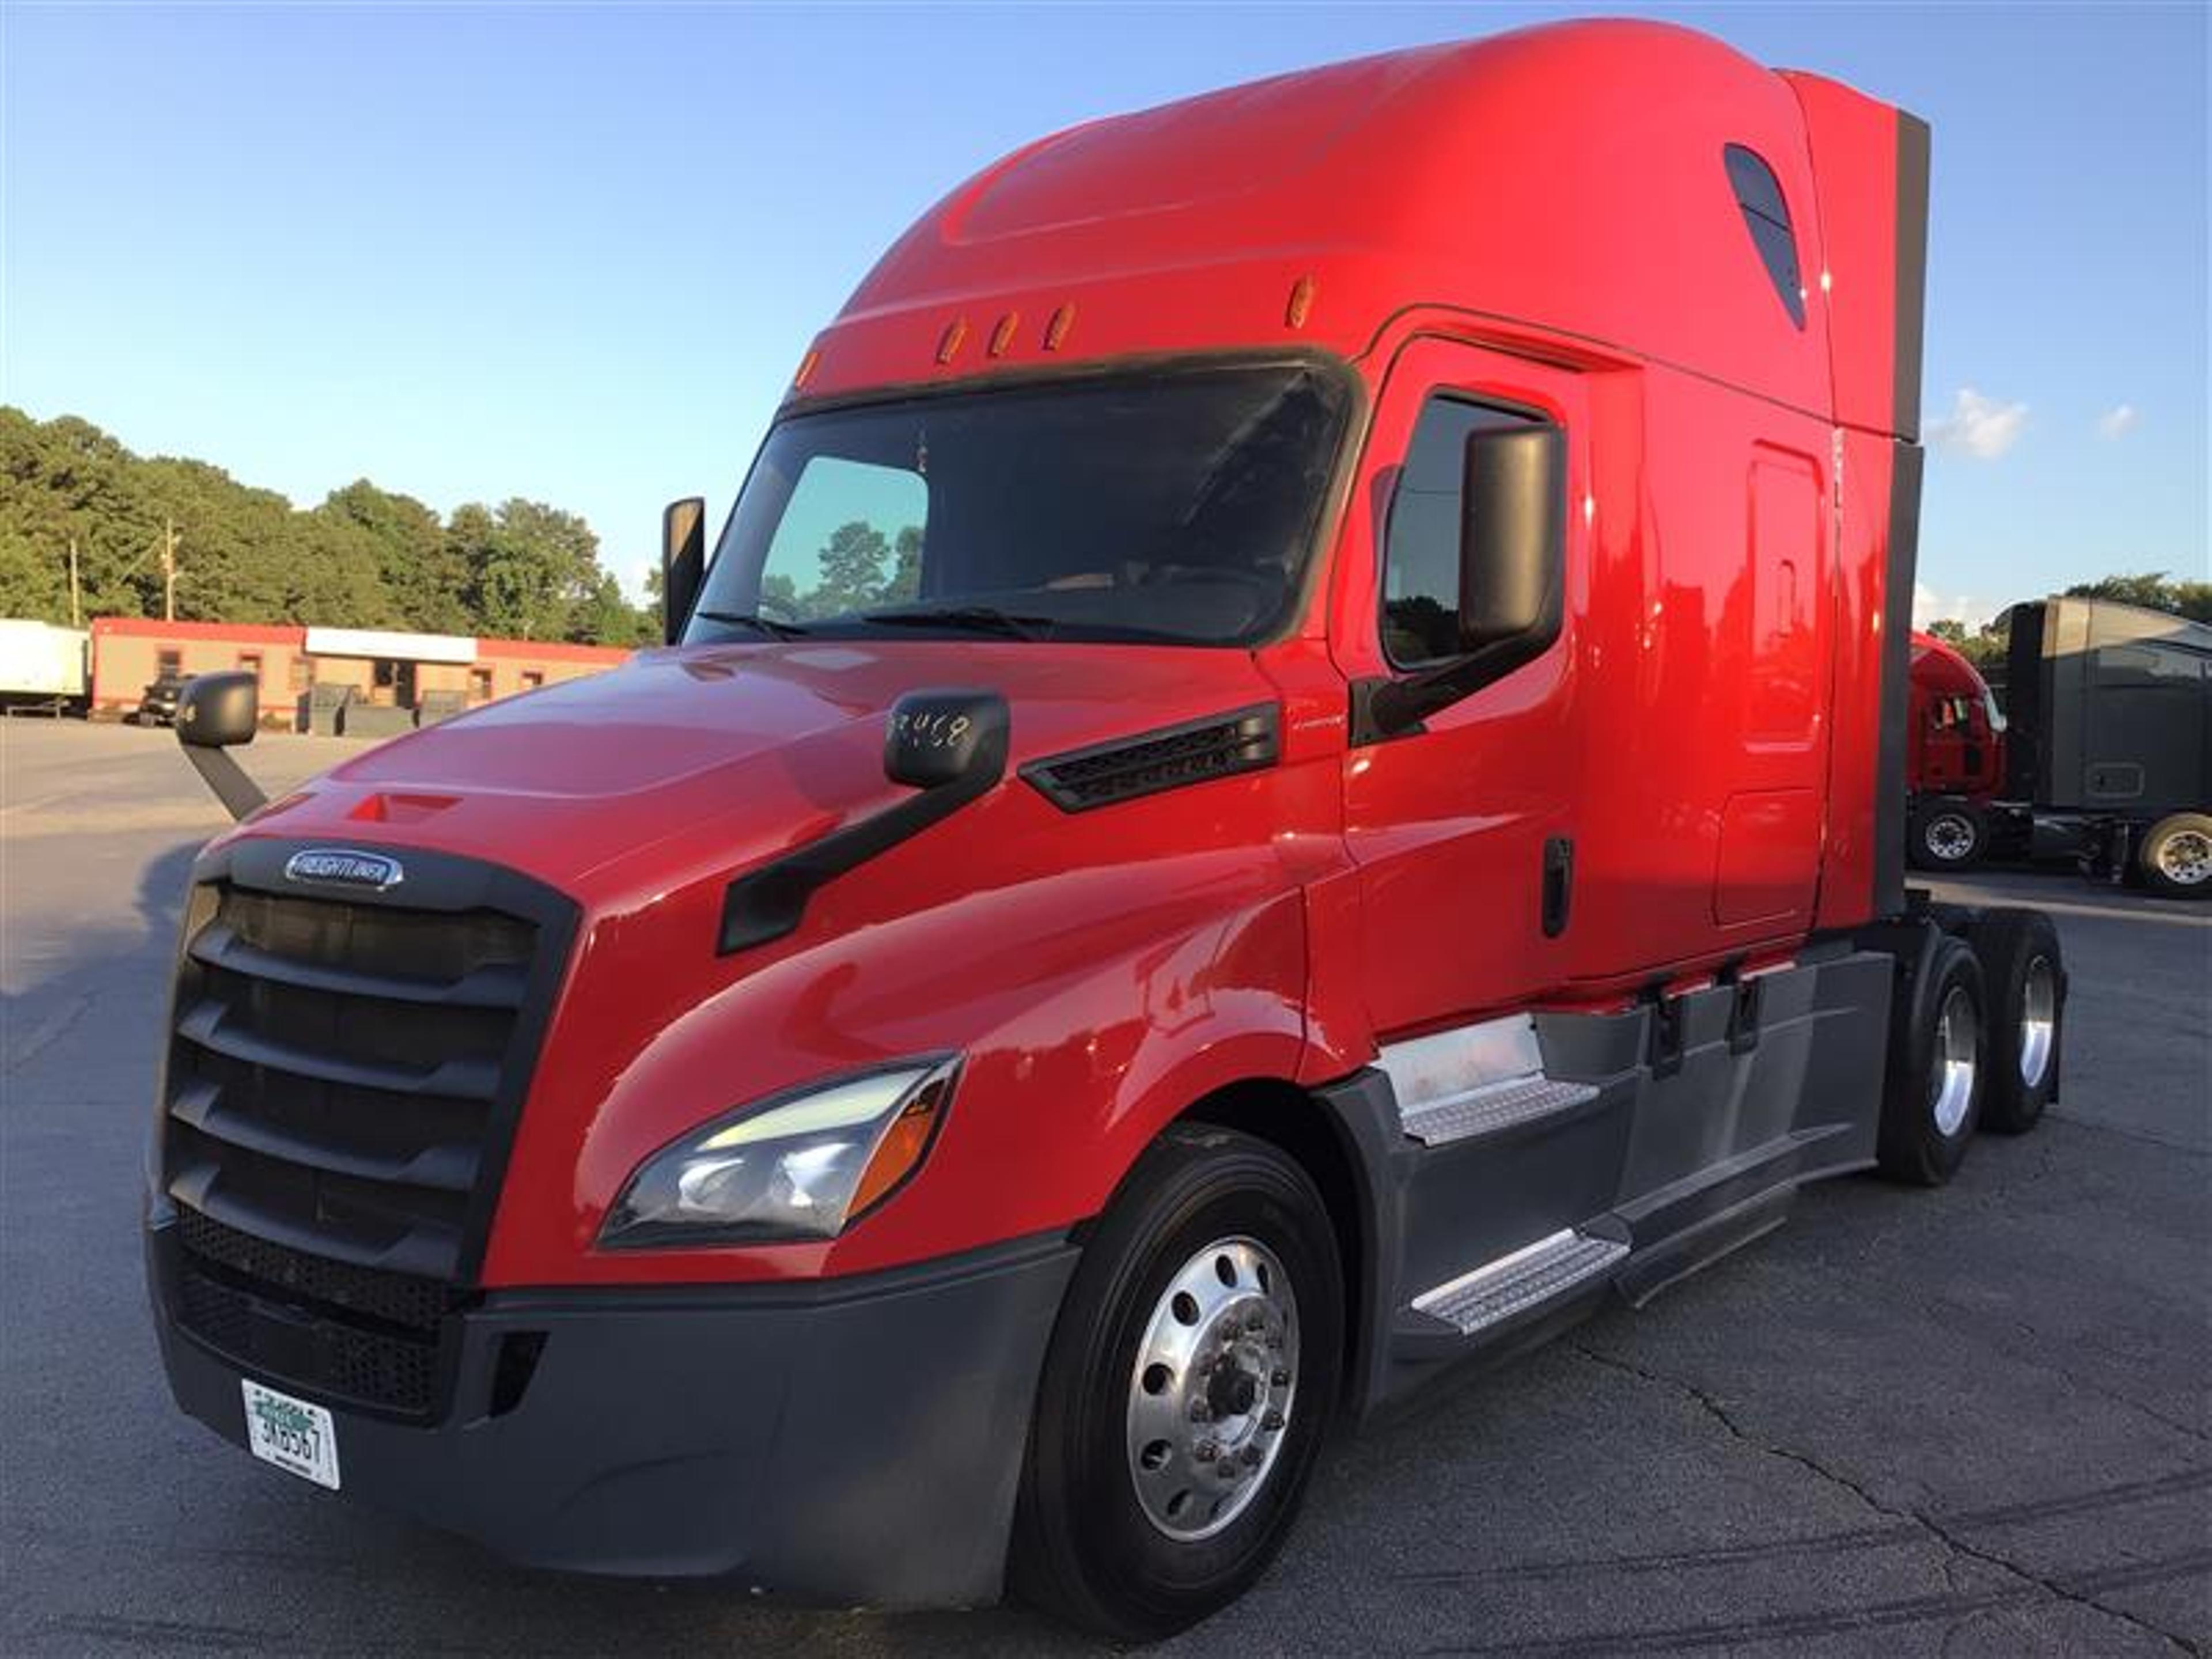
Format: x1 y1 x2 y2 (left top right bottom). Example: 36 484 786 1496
1724 144 1806 328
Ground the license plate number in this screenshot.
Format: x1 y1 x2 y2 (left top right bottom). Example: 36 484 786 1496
241 1380 340 1490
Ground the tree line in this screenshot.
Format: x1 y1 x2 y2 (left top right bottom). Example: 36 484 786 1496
0 407 658 645
1927 573 2211 669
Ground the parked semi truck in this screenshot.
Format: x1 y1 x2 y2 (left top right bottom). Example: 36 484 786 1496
1906 598 2212 896
147 22 2071 1638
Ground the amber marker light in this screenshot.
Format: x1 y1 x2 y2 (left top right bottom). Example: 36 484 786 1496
849 1067 957 1217
937 317 969 365
1043 302 1076 351
1285 273 1317 329
793 347 821 391
987 311 1021 358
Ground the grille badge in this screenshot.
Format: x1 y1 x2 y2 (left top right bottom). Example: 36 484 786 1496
282 848 405 891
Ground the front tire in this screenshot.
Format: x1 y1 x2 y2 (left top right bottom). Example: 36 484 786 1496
1908 798 1988 871
1877 935 1987 1185
1010 1124 1343 1641
2139 812 2212 899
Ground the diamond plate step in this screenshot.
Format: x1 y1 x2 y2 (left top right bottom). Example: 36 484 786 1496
1397 1074 1599 1147
1410 1229 1628 1336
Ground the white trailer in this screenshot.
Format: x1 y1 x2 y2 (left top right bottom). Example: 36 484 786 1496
0 620 90 716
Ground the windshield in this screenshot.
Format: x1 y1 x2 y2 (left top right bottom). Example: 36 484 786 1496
684 362 1351 647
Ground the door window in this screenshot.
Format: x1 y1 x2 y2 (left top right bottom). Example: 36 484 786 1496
1380 397 1553 666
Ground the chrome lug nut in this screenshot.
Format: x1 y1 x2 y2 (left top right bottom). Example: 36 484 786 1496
1189 1399 1211 1422
1241 1444 1264 1467
1262 1409 1285 1431
1271 1368 1291 1387
1194 1440 1220 1463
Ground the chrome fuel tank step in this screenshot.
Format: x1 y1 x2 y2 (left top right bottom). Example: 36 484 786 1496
1409 1229 1629 1336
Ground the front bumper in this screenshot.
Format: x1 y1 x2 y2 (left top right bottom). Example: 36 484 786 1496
149 1223 1078 1608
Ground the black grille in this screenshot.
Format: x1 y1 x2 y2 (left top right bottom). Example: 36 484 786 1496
1022 704 1281 812
173 1262 442 1416
159 862 565 1417
176 1207 452 1332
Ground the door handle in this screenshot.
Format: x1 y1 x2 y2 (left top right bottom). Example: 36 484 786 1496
1542 835 1574 938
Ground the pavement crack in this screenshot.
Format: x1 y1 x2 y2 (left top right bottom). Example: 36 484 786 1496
1573 1340 2201 1656
3 989 96 1072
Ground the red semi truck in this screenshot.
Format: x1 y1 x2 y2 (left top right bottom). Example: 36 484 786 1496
149 22 2070 1638
1907 602 2212 894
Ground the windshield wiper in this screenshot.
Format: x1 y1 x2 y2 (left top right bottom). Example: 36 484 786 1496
861 605 1056 641
692 609 811 640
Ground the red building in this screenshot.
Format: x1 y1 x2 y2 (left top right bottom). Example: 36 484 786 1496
89 616 630 727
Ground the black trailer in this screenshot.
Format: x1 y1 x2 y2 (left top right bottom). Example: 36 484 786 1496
1999 596 2212 897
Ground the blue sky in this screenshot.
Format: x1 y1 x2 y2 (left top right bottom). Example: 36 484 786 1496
3 2 2205 628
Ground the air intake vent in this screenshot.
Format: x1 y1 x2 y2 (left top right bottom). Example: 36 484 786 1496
1022 704 1280 813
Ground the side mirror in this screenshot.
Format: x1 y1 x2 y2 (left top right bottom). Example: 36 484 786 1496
662 497 706 646
885 688 1011 790
176 671 259 748
173 671 269 821
1455 422 1566 653
1355 421 1567 742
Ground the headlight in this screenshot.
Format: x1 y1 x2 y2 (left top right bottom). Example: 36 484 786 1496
600 1058 957 1248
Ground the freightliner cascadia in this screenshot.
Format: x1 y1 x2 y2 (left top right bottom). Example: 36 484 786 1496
148 21 2071 1638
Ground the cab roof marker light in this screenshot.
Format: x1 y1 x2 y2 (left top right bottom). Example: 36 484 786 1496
1043 302 1076 351
987 311 1021 358
793 346 822 390
937 316 969 365
1285 274 1317 329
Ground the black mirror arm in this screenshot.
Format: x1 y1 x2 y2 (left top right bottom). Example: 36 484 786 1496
1350 632 1554 745
183 745 270 822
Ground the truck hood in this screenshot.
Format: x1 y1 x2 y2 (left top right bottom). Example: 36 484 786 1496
243 641 1286 902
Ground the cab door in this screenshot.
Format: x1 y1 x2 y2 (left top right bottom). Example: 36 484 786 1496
1329 337 1589 1037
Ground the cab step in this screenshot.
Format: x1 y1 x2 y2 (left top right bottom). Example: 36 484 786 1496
1409 1228 1628 1336
1380 1014 1601 1147
1398 1074 1599 1147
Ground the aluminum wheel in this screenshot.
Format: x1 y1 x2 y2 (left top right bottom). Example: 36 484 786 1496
1125 1236 1298 1542
2017 955 2057 1090
1930 983 1980 1137
2154 828 2212 887
1925 813 1978 862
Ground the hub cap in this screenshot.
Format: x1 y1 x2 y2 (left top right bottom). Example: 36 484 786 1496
2018 955 2056 1089
1930 983 1980 1137
2154 829 2212 887
1126 1237 1298 1541
1926 813 1978 862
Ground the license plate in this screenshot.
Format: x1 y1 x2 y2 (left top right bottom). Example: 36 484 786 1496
241 1380 341 1491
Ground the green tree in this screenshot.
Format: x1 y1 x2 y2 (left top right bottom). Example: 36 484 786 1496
885 524 923 605
2064 572 2212 624
318 480 467 631
809 520 891 616
0 406 645 642
452 498 607 641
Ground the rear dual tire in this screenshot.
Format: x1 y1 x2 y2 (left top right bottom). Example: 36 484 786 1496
1877 935 1987 1185
1010 1125 1342 1642
1965 909 2062 1134
2139 812 2212 900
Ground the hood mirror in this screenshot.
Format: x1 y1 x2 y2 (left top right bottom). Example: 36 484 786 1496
174 671 270 821
886 689 1011 790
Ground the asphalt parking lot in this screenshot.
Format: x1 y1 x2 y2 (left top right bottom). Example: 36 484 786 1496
3 718 2207 1657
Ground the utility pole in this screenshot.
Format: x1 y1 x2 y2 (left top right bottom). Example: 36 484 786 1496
67 537 82 628
160 518 179 622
